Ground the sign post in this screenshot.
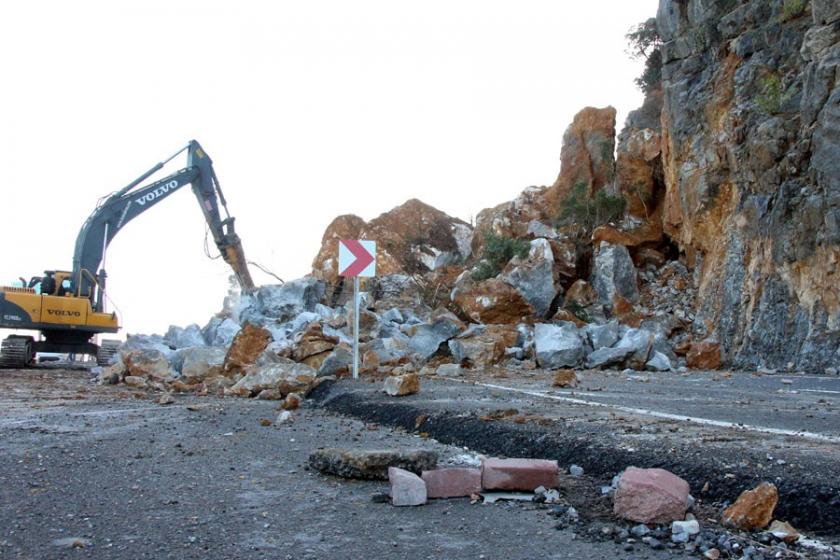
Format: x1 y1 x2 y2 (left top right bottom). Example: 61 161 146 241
338 240 376 379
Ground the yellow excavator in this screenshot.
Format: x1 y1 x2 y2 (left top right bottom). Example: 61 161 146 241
0 140 255 367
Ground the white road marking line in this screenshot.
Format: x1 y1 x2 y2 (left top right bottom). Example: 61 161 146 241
801 389 840 395
442 378 840 444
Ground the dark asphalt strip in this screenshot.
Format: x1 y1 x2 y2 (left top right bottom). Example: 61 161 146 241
310 381 840 536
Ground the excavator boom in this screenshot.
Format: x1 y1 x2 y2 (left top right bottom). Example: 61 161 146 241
71 140 255 310
0 140 255 368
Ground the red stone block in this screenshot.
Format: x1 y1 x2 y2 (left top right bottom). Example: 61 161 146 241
389 467 427 506
421 468 482 498
481 458 559 491
613 467 690 524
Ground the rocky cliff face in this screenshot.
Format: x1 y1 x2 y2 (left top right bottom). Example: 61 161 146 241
656 0 840 369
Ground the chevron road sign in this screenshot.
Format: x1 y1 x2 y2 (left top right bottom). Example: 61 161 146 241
338 239 376 380
338 239 376 278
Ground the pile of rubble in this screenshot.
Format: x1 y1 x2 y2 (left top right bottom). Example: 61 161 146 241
99 268 713 402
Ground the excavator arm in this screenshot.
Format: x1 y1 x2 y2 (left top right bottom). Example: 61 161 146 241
71 140 255 311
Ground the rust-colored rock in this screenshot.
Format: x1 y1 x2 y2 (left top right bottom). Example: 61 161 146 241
223 323 273 376
312 199 472 281
552 369 578 388
281 392 303 410
686 341 722 369
591 223 663 248
721 482 778 531
564 280 598 309
551 309 587 327
310 215 367 283
543 106 617 210
448 325 520 367
292 322 338 371
383 373 420 397
451 276 535 324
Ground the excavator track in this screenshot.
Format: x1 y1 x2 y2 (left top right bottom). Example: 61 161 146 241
0 336 35 369
97 339 121 366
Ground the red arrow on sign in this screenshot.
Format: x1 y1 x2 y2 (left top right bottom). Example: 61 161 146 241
340 239 375 277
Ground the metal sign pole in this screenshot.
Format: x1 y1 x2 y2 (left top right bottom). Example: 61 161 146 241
353 276 360 380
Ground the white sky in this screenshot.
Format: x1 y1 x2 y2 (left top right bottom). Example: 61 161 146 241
0 0 658 337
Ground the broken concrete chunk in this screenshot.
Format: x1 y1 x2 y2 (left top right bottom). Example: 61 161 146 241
421 468 482 499
613 467 690 524
721 482 778 531
389 467 427 506
308 448 438 480
383 373 420 397
481 458 559 492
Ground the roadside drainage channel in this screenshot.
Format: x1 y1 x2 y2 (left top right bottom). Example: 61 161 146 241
309 380 840 536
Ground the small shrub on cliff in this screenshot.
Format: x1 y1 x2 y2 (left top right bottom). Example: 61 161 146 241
781 0 807 21
555 182 627 232
472 233 530 281
756 73 793 115
626 17 663 94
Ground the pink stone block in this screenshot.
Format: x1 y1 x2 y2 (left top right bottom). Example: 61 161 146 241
613 467 690 524
389 467 427 506
480 458 559 491
421 468 482 498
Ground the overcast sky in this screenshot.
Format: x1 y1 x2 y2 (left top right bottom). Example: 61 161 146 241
0 0 658 337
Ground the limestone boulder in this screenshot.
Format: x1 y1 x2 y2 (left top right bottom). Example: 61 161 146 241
201 317 241 347
591 242 639 306
180 347 227 383
500 238 560 318
223 323 273 376
534 323 586 369
120 334 173 358
291 322 338 370
362 336 410 370
448 324 520 367
318 344 353 377
451 275 535 324
242 278 327 324
163 324 206 349
406 308 465 360
121 349 174 382
228 358 316 398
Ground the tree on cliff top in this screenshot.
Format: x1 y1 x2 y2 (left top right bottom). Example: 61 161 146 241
626 17 662 94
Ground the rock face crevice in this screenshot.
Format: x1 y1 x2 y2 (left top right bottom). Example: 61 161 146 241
657 0 840 369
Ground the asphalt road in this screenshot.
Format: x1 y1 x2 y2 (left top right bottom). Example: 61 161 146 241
0 368 702 560
314 369 840 537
